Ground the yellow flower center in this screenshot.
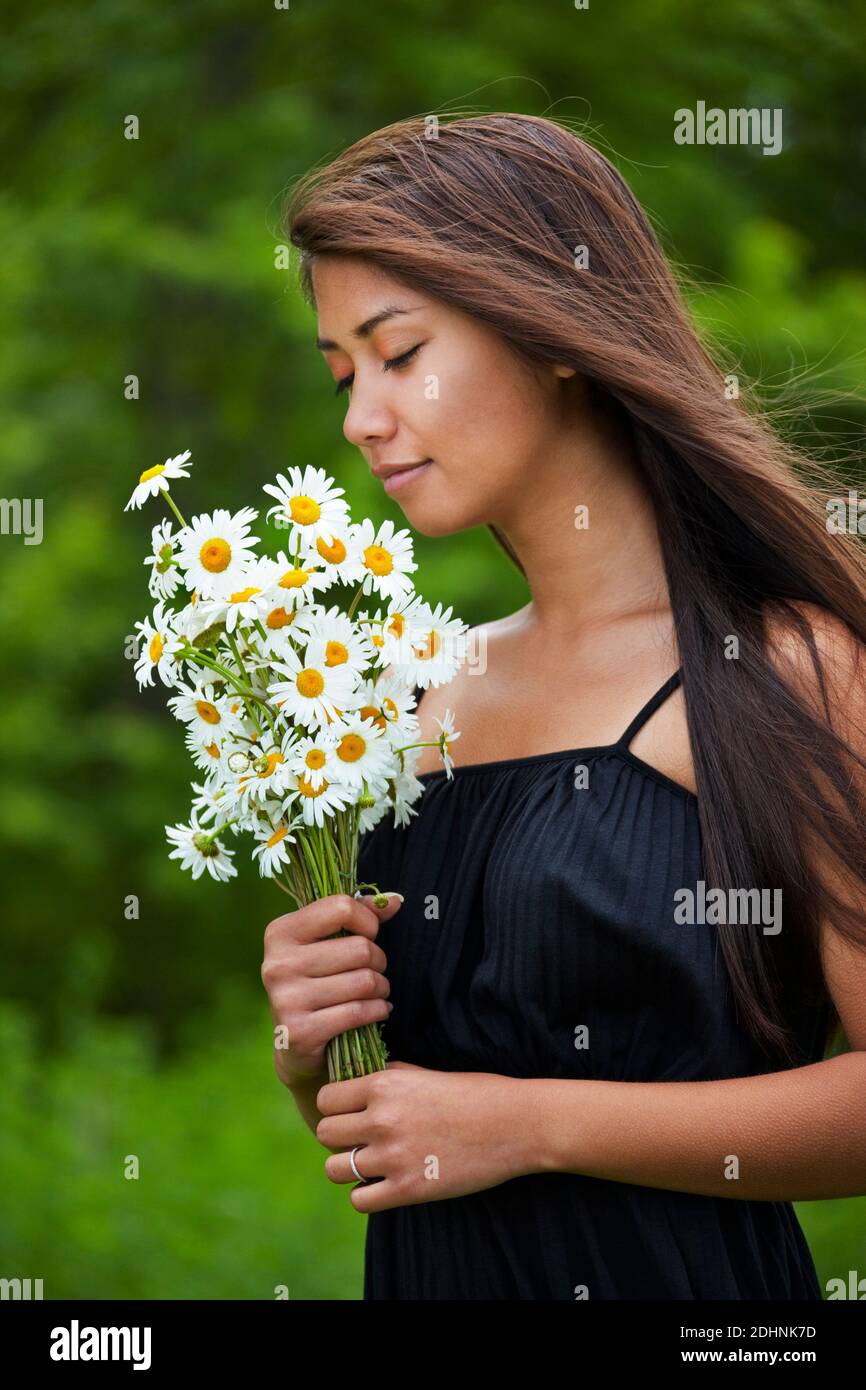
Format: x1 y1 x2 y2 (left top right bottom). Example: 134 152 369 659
371 633 384 649
200 537 232 573
266 606 293 629
297 668 325 698
316 534 346 564
267 826 290 847
359 703 387 730
139 463 165 484
290 495 321 525
149 632 164 662
382 697 398 721
363 544 393 577
230 586 260 603
413 628 442 661
279 567 311 589
195 700 221 725
298 773 327 798
305 748 326 769
337 734 366 764
205 742 220 759
324 640 348 666
387 613 405 639
258 751 284 780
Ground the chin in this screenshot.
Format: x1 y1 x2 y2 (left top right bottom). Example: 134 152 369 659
397 504 475 539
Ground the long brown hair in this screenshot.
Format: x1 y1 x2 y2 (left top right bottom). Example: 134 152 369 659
282 112 866 1067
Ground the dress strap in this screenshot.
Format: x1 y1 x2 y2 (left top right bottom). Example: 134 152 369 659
615 668 683 750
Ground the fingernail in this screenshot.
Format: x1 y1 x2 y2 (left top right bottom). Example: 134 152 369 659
386 893 404 903
386 1002 394 1011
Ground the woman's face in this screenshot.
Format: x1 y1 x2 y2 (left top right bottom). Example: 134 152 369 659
311 255 575 537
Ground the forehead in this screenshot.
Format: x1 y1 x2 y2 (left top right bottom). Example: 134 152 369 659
312 256 434 342
312 257 407 316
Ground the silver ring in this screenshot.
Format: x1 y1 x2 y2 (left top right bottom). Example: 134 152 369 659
349 1145 370 1183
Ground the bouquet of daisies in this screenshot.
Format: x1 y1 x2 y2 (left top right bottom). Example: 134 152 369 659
125 450 466 1081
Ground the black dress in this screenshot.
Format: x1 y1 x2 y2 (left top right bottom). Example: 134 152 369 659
356 668 831 1300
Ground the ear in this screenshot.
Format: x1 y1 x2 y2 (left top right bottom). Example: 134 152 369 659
552 364 577 378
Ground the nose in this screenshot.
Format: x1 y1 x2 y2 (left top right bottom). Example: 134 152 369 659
341 378 398 452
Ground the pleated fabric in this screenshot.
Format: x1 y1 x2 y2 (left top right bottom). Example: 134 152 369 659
356 670 830 1300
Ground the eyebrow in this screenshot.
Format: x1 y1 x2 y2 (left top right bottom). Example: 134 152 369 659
315 305 419 351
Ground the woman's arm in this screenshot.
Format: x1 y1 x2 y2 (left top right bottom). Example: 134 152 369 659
529 1049 866 1200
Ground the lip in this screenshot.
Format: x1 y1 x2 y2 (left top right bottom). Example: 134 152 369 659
371 459 431 479
375 459 433 495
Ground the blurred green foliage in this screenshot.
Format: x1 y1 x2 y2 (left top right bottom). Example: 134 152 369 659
2 0 864 1298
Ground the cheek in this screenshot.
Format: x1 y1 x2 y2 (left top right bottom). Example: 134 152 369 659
433 360 545 466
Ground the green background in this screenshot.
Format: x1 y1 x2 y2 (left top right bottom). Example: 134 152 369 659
2 0 864 1299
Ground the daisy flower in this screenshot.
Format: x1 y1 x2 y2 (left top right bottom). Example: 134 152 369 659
219 557 282 633
251 816 303 878
190 776 235 825
301 604 379 677
287 732 342 791
165 812 237 882
167 679 246 744
282 768 353 829
342 518 417 601
133 599 184 688
248 598 318 668
184 723 234 777
432 709 462 779
384 600 469 687
174 506 261 600
390 747 427 827
326 714 394 793
125 450 193 512
357 745 425 833
266 549 333 608
353 673 421 752
298 520 361 587
143 519 183 600
262 465 350 547
267 638 362 731
360 594 427 665
224 727 298 814
170 592 225 647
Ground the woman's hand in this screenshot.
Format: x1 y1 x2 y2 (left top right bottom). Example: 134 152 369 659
316 1060 540 1212
260 891 403 1090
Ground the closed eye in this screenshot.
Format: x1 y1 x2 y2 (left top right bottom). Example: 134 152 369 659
334 343 424 396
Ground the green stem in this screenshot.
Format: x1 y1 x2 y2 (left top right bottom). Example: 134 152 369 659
225 632 265 737
163 490 189 530
177 647 275 728
346 584 366 622
198 818 239 847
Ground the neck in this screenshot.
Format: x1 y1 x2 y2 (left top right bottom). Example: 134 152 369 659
494 399 671 638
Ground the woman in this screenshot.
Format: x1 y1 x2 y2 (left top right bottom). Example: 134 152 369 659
262 113 866 1300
